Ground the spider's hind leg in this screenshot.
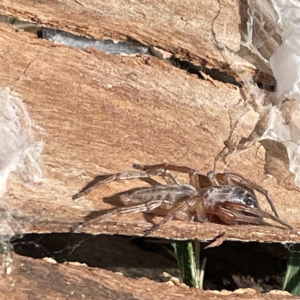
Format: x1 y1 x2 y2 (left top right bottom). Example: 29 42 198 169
133 163 202 189
73 171 146 200
71 199 164 232
73 166 181 200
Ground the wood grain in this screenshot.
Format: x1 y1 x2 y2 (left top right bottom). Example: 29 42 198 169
0 253 295 299
0 0 298 242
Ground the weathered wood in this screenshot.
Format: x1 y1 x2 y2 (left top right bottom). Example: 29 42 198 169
0 0 299 298
0 0 240 69
0 253 295 299
0 1 298 243
0 21 296 241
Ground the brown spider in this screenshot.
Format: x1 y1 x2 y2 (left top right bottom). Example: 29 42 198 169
72 163 293 234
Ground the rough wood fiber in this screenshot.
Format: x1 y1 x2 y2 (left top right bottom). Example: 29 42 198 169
0 0 239 69
0 0 299 298
0 254 295 300
0 0 299 241
0 21 297 241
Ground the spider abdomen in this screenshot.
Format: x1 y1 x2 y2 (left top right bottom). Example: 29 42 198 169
120 184 197 206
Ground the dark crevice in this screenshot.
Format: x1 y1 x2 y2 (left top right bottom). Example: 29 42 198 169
9 233 289 292
147 45 242 87
0 14 275 90
170 56 242 87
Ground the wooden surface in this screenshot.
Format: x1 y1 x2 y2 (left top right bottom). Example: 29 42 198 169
0 253 295 300
0 0 239 68
0 1 299 242
0 0 299 297
0 21 297 242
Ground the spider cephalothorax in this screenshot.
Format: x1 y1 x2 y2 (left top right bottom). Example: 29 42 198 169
72 163 292 234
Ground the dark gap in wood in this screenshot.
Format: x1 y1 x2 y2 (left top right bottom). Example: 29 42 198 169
10 233 289 292
0 14 275 91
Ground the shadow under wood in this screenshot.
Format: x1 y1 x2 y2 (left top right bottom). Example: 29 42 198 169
10 233 290 292
11 233 178 282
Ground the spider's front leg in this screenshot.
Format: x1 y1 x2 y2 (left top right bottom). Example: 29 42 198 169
207 171 279 218
207 202 269 226
221 202 293 229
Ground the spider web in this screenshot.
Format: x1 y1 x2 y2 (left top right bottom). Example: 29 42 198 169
0 86 43 275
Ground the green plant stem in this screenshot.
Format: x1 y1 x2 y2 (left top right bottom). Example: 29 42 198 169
283 244 300 295
172 240 200 288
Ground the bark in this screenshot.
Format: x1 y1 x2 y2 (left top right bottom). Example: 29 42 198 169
0 0 298 298
0 253 295 300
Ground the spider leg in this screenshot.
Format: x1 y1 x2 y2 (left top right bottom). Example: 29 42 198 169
133 163 202 190
144 195 206 236
208 171 279 218
207 171 223 186
133 163 195 184
73 167 179 200
222 202 293 230
207 171 251 191
133 163 197 175
71 199 166 232
208 203 270 226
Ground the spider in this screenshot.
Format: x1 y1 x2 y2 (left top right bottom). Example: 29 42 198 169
71 163 293 234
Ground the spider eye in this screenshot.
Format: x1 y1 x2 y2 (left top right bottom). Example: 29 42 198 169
245 194 258 207
246 199 254 206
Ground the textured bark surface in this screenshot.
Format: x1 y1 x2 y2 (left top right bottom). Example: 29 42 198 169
0 0 299 298
0 0 238 67
0 253 295 300
0 21 298 242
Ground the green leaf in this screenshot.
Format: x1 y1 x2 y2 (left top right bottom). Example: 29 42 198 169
283 244 300 295
172 240 200 288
